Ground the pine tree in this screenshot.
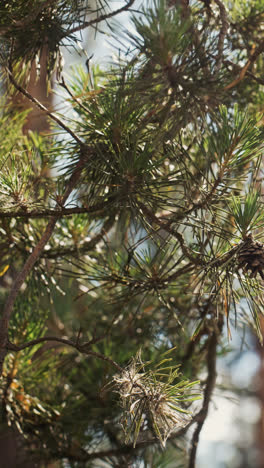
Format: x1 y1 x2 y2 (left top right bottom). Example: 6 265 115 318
1 0 264 466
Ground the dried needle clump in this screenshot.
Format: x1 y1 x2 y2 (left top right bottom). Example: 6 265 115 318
113 352 200 447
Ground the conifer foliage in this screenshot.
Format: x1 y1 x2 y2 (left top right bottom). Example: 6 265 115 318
1 0 264 466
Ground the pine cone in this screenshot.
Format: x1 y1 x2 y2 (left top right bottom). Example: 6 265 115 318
237 234 264 279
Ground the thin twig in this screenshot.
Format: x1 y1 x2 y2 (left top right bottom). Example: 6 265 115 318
137 202 206 266
59 76 91 114
188 330 218 468
223 59 264 86
66 0 136 37
224 41 264 91
7 335 122 372
138 202 240 272
0 194 121 220
0 205 107 219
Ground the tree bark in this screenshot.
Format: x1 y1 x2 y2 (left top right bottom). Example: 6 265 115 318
14 47 53 134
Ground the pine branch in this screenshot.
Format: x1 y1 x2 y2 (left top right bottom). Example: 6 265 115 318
224 59 264 85
0 202 112 219
7 335 122 372
224 40 264 90
139 202 241 271
0 0 262 461
0 159 85 377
